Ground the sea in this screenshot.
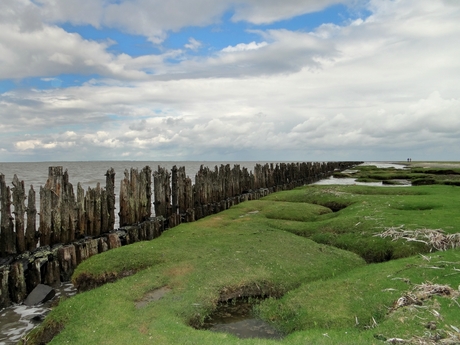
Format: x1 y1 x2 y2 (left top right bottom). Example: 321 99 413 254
0 160 406 344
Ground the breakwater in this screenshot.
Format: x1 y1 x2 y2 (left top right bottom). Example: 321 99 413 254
0 161 361 308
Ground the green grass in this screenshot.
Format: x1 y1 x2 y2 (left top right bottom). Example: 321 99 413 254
263 184 460 262
22 174 460 345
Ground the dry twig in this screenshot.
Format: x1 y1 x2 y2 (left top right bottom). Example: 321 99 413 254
374 228 460 251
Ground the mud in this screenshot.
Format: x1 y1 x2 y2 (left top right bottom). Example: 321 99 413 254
135 286 171 309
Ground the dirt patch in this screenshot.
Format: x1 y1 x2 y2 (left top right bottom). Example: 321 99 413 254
135 286 172 309
317 201 350 212
164 264 194 278
73 269 137 292
218 282 283 302
20 319 64 345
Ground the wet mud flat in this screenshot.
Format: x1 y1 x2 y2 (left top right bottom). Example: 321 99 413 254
0 283 76 345
200 298 284 340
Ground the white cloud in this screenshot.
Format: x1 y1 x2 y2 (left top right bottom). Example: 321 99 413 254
231 0 352 24
221 41 268 52
184 38 202 51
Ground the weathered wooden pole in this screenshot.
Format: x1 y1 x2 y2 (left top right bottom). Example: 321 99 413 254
12 175 26 253
119 169 130 227
49 167 63 245
153 166 171 218
0 174 16 257
105 168 116 231
76 183 86 238
0 266 10 308
26 185 38 251
119 167 152 227
171 166 179 215
60 171 76 244
172 166 193 220
137 166 152 223
9 261 26 303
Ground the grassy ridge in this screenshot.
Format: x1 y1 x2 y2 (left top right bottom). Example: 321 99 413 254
263 184 460 262
22 179 460 344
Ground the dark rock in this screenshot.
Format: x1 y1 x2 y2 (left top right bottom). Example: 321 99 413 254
24 284 55 306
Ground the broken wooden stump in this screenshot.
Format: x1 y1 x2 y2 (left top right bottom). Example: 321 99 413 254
9 261 27 304
58 245 77 282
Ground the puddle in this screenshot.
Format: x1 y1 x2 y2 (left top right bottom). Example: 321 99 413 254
314 176 411 187
201 298 283 340
0 283 76 345
135 286 171 309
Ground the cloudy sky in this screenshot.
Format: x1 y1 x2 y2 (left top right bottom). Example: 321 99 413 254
0 0 459 162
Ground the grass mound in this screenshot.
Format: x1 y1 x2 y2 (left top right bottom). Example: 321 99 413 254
256 250 460 344
263 184 460 262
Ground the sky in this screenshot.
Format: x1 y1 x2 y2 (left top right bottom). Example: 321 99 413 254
0 0 459 162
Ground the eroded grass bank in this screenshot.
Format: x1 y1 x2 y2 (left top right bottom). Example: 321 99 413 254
22 181 460 345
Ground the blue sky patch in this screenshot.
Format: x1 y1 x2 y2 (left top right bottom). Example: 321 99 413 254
61 24 162 57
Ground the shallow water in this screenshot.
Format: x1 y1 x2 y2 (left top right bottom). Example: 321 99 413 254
202 299 284 340
0 283 76 345
314 162 410 187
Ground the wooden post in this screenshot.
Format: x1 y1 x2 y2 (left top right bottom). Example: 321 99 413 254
86 186 95 236
60 171 76 244
0 174 16 257
58 245 77 281
119 167 152 227
137 166 152 223
26 186 38 251
39 184 51 247
93 183 102 236
153 166 171 218
0 266 10 308
119 169 130 227
76 183 86 238
105 168 116 231
49 167 63 245
9 261 26 303
12 175 26 253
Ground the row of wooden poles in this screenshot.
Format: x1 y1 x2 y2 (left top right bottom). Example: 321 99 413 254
1 161 360 258
0 161 361 308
